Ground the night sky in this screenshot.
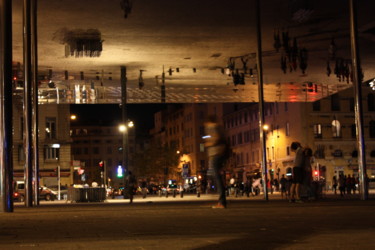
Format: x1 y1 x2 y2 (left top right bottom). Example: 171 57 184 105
70 104 167 135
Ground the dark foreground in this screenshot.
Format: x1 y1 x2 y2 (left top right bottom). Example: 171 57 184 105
1 195 375 249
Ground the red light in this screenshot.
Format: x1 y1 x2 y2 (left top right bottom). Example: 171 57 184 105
313 170 319 176
14 192 19 197
13 76 17 81
99 161 104 168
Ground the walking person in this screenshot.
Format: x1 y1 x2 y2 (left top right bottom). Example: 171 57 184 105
280 174 287 200
303 147 314 200
289 142 304 203
204 115 230 209
332 176 338 195
339 174 345 197
140 179 147 199
125 171 136 203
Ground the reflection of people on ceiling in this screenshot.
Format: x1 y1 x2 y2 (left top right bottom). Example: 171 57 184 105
120 0 133 18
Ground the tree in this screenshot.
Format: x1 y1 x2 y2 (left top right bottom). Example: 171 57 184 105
132 142 179 182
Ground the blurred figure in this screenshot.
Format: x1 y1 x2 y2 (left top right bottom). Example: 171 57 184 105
339 174 346 197
332 176 338 195
204 115 230 209
303 147 314 200
125 171 136 203
290 142 304 203
140 179 147 199
280 174 287 200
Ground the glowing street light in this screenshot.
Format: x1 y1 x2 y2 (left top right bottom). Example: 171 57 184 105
118 124 126 132
70 114 77 120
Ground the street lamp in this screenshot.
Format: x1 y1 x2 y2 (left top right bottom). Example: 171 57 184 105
118 121 134 187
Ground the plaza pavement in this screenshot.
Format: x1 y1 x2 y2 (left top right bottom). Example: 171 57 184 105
1 192 375 250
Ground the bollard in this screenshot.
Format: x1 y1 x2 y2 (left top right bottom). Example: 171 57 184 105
197 192 200 198
173 190 176 198
180 191 184 198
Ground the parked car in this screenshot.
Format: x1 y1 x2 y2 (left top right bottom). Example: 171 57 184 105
48 185 68 200
39 187 57 201
13 191 24 202
13 185 57 202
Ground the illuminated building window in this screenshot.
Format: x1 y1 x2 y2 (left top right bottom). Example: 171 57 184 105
44 146 59 160
332 119 341 138
313 124 322 138
45 117 56 139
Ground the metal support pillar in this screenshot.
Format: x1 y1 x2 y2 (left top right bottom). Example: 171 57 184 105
31 0 39 206
23 0 33 207
255 0 268 200
0 0 14 213
120 66 128 198
349 0 368 200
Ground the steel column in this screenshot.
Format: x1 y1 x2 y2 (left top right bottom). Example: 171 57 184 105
349 0 368 200
0 0 14 213
120 66 129 198
23 0 33 207
31 0 39 206
255 0 268 200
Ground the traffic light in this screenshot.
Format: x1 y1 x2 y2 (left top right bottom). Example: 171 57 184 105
117 165 123 178
99 161 104 171
313 170 319 177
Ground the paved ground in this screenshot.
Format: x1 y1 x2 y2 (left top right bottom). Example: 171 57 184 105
1 192 375 250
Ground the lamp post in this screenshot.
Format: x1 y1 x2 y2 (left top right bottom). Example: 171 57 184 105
118 120 134 197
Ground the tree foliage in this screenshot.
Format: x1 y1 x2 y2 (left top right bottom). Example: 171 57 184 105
133 142 179 180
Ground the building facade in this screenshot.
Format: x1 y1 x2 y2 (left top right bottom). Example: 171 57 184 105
70 124 135 188
13 103 72 187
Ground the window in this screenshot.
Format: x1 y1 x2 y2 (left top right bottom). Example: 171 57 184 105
199 126 205 136
107 159 113 167
237 133 243 144
313 124 322 138
351 124 357 138
45 117 56 139
18 145 25 161
45 146 59 160
286 122 290 136
368 94 375 111
284 103 288 112
20 117 24 140
231 135 236 146
286 146 290 156
370 120 375 138
331 94 340 111
332 119 341 138
276 102 279 114
93 147 99 154
200 160 205 170
107 147 112 154
200 143 205 152
244 131 250 143
349 98 355 112
312 100 320 111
